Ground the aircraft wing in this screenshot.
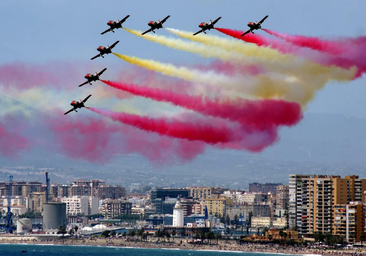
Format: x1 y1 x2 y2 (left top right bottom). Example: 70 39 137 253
101 28 111 35
193 29 203 36
241 29 251 37
97 68 107 76
82 94 92 103
64 108 74 115
212 17 222 25
78 81 89 87
109 40 120 49
259 15 268 24
119 15 130 24
142 28 153 35
91 54 101 60
160 15 170 24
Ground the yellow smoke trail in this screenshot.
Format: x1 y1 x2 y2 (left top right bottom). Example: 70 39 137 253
113 53 337 106
124 28 256 64
113 53 241 85
165 28 357 82
124 28 356 106
125 28 324 80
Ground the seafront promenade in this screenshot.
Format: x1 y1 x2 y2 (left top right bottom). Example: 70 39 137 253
0 236 365 255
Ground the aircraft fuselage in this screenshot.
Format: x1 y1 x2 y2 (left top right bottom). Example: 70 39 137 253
248 22 261 31
148 22 163 32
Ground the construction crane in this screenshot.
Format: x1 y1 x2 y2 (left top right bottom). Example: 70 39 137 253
45 171 50 203
5 176 14 233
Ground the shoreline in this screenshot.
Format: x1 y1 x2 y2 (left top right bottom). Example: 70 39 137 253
1 236 365 255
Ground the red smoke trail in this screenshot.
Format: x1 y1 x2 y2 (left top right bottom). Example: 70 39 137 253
46 116 206 163
218 125 278 152
87 107 239 145
121 125 206 163
0 62 84 90
215 27 363 77
0 117 28 157
263 29 348 56
215 27 270 46
262 29 366 76
102 80 302 129
48 117 121 162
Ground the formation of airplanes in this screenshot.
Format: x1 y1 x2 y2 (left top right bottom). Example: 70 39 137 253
65 14 269 115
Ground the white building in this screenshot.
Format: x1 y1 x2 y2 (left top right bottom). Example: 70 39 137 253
238 193 263 204
251 216 272 228
61 196 99 215
172 199 184 227
0 196 29 209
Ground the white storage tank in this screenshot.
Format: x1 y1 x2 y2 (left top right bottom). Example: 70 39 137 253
16 218 32 234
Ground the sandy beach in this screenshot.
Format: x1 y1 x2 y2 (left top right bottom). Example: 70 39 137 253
0 236 365 255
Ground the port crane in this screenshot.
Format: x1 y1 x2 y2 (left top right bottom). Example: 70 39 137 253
45 172 50 203
5 176 14 233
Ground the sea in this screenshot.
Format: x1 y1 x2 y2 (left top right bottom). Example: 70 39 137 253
0 244 319 256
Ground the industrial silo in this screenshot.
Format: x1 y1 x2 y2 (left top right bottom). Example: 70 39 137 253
43 202 67 231
16 218 32 234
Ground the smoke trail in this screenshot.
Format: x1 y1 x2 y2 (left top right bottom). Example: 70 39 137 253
112 53 252 98
0 116 28 157
262 29 366 76
87 107 241 144
113 53 354 106
124 28 264 66
48 117 121 162
215 27 360 77
0 62 87 91
88 107 279 152
102 80 302 128
263 29 348 55
167 28 357 81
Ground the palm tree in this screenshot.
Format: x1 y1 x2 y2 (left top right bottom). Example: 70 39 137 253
215 233 222 245
283 232 288 240
57 226 67 236
171 230 177 242
207 231 215 244
137 228 144 241
128 230 136 240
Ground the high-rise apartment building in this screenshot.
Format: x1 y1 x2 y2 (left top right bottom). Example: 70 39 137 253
289 174 366 236
61 196 99 216
249 183 282 194
187 187 227 201
101 199 132 219
333 202 365 242
276 185 289 210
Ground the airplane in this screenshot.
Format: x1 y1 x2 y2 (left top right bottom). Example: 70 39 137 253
193 17 221 36
101 15 130 35
91 41 119 60
142 15 170 35
78 68 107 87
241 15 268 36
64 94 92 115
